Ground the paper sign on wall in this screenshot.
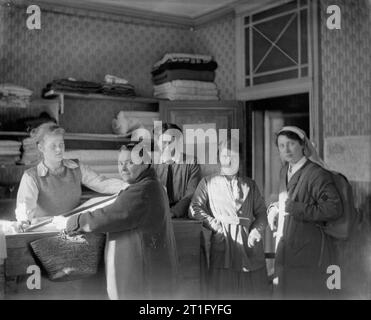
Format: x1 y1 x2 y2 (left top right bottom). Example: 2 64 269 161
324 135 371 182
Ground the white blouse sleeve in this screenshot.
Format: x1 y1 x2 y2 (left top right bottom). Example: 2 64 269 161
15 173 39 222
79 162 129 194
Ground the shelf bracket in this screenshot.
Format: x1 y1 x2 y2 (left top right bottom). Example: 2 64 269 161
58 93 65 114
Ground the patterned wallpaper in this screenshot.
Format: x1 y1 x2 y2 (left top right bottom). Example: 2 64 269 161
320 0 371 213
1 3 194 131
193 13 236 100
321 0 371 137
0 5 5 81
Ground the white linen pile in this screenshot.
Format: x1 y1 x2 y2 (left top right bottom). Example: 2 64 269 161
0 140 21 165
64 149 120 179
151 53 219 100
112 111 160 136
20 137 40 165
153 80 219 101
0 84 32 108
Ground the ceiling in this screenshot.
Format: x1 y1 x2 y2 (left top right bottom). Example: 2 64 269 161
54 0 241 19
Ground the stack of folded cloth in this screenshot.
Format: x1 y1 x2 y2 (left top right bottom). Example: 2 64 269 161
151 53 219 100
64 149 120 179
0 140 22 165
0 84 33 108
42 76 136 98
42 78 102 97
153 80 219 101
101 74 136 97
20 137 40 165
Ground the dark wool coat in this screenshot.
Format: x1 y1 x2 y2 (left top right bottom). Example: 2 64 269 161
275 160 341 299
66 167 178 300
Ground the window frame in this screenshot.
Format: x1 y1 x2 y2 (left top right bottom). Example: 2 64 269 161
235 0 322 155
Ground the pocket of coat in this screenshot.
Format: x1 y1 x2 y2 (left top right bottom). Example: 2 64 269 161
211 232 225 251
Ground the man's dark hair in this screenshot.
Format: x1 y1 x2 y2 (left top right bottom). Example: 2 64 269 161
155 123 182 134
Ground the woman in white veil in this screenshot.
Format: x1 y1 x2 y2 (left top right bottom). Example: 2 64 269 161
267 126 341 299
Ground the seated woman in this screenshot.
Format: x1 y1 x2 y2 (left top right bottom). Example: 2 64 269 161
189 138 270 299
267 126 341 299
13 122 128 299
15 122 127 226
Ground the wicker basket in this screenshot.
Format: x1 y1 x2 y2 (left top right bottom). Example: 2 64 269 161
30 233 106 282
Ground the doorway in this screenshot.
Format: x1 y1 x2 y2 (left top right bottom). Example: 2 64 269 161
247 93 310 276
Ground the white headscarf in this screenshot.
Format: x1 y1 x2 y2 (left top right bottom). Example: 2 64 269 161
277 126 328 169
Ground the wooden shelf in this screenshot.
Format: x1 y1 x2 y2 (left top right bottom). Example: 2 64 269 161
0 131 28 137
44 90 159 114
0 131 133 142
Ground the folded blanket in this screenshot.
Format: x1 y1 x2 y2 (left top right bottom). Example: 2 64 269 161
101 85 136 97
154 85 218 96
42 79 103 97
0 140 22 147
152 70 215 85
151 60 218 76
155 93 219 101
153 53 213 69
0 84 33 97
156 80 217 90
0 150 21 156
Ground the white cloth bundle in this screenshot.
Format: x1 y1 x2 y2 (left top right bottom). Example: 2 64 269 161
64 150 119 163
154 85 218 96
155 93 219 101
112 111 159 136
104 74 129 85
155 80 217 90
0 83 33 97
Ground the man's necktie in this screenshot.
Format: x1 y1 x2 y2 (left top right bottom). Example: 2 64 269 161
166 164 175 205
288 164 293 181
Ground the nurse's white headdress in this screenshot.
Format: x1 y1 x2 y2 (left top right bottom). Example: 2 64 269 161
277 126 328 169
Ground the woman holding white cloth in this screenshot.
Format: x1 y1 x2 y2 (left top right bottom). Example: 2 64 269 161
267 126 341 299
189 138 270 299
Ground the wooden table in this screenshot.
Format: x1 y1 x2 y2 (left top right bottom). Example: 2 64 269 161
0 219 202 299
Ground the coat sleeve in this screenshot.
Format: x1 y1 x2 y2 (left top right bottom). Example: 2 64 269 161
188 178 221 233
66 184 148 234
171 163 201 218
80 162 129 194
291 169 342 222
250 181 268 234
15 172 39 222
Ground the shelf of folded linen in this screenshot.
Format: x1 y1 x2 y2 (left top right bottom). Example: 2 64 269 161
151 53 219 100
0 140 21 165
42 76 147 114
19 137 39 165
153 80 219 101
112 111 160 137
64 149 121 179
0 84 33 109
0 131 134 143
151 53 217 85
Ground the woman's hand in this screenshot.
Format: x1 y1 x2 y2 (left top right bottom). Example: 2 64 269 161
267 204 279 231
248 228 262 248
16 220 31 233
52 216 68 231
